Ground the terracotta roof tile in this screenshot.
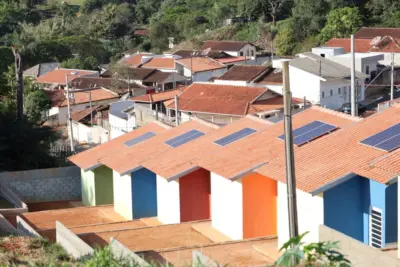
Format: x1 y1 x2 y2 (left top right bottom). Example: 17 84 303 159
200 41 251 51
68 122 171 170
165 83 267 116
140 57 175 70
134 29 150 36
36 68 98 85
58 88 119 107
131 89 182 103
256 106 400 193
193 106 360 180
369 149 400 175
354 27 400 39
216 65 268 82
71 105 102 122
141 116 273 179
254 67 283 85
215 56 247 64
176 57 226 73
325 37 400 53
100 119 220 175
123 53 152 67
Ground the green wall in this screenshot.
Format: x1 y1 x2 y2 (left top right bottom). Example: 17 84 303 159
94 166 114 205
81 166 114 206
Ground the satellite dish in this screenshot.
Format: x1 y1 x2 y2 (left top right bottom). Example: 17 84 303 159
370 36 382 46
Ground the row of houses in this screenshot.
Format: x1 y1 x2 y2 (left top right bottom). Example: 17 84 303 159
68 103 400 252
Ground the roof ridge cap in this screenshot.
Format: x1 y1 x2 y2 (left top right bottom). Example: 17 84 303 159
244 114 274 125
310 106 362 121
152 120 173 129
190 117 220 129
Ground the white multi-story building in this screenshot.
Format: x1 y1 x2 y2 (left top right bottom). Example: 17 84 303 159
289 53 368 110
108 100 136 139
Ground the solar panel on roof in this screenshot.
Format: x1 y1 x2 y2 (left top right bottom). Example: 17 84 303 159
214 128 257 146
165 129 205 148
124 132 156 147
360 123 400 152
278 120 337 146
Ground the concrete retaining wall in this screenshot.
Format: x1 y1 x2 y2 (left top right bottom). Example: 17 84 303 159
0 166 81 202
16 216 41 237
319 225 400 267
56 221 94 259
192 250 218 267
110 237 149 266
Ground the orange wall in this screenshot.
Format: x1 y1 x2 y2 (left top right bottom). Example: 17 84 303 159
179 168 211 222
242 173 277 238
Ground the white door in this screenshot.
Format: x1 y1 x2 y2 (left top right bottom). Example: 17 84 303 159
369 206 383 248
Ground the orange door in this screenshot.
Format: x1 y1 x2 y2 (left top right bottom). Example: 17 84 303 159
179 168 211 222
242 173 277 238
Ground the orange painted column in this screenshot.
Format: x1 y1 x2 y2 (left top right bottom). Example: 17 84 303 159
242 173 277 238
179 168 211 222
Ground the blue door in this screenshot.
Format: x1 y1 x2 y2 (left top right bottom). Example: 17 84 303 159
131 168 158 219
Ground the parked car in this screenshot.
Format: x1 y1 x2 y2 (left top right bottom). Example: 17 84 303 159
341 102 367 115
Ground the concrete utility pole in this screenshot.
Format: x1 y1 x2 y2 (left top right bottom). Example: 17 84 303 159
12 46 23 121
391 52 395 101
65 74 75 152
89 91 93 126
282 60 299 242
351 34 358 117
174 94 179 126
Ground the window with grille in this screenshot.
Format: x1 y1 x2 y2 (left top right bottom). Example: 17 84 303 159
370 207 383 248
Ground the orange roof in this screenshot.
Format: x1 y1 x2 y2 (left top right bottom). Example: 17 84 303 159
68 122 171 170
100 119 220 175
176 57 226 73
256 105 400 193
140 57 175 69
141 116 273 179
36 68 98 85
123 53 152 66
193 106 360 180
369 149 400 175
58 88 118 107
165 83 268 116
216 56 247 64
131 89 182 103
325 37 400 53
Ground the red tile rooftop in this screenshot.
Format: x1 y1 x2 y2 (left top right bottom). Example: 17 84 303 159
194 106 360 180
256 105 400 193
79 221 214 251
141 115 272 179
100 119 220 175
68 122 171 170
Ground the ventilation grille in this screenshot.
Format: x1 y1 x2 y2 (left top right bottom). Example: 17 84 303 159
370 207 382 248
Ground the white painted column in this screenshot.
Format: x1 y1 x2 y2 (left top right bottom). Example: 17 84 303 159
157 175 180 224
113 170 133 220
211 173 243 240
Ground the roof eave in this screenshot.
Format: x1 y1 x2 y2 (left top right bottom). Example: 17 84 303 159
310 172 356 196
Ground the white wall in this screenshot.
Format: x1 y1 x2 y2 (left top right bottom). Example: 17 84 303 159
289 66 321 104
311 47 345 58
211 173 243 240
113 171 133 220
70 122 109 144
225 44 256 57
109 113 136 140
214 80 248 86
156 175 181 224
277 182 324 247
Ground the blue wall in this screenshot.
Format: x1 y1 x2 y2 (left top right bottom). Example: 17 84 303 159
324 176 396 247
324 176 366 242
131 168 158 219
386 182 398 244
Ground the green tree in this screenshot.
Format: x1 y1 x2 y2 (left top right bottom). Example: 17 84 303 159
0 111 58 171
275 25 296 55
61 56 99 70
24 90 51 124
23 40 73 68
135 0 163 24
0 46 13 94
320 7 362 42
291 0 330 40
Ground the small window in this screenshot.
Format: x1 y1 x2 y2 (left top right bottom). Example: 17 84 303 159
246 50 250 57
338 88 341 94
251 50 254 56
366 66 370 75
240 52 244 56
321 91 325 98
321 53 326 58
344 88 347 95
330 89 333 96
